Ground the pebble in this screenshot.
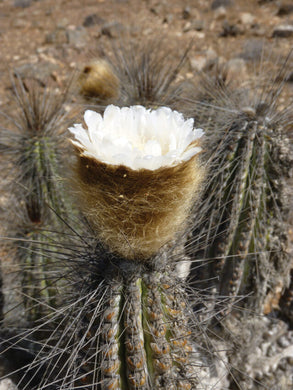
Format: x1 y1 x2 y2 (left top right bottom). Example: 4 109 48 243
189 48 218 71
83 13 105 27
183 20 204 32
67 26 87 47
211 0 233 10
163 14 174 24
150 4 164 16
213 6 227 20
14 62 59 84
240 39 265 61
101 21 126 38
277 4 293 16
225 58 247 84
14 0 31 7
220 20 243 37
272 25 293 38
45 28 68 44
182 7 191 20
239 12 255 25
11 18 28 28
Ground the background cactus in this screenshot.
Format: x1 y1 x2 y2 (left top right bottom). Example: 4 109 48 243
0 76 72 324
187 56 292 317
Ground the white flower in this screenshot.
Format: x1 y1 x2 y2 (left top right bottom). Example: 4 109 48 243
69 105 203 171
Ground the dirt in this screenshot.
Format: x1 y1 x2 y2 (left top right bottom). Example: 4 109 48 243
0 0 293 99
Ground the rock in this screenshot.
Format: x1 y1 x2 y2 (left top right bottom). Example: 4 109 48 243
214 6 227 20
272 24 293 37
56 18 69 29
14 0 31 7
183 20 205 32
163 14 174 24
190 55 207 71
11 18 28 28
220 20 243 37
251 23 266 36
225 58 247 84
240 39 265 61
45 28 68 44
239 12 255 25
182 7 191 20
67 26 87 47
14 62 59 85
277 3 293 16
83 13 105 27
211 0 233 10
101 21 126 38
189 48 218 71
150 4 164 15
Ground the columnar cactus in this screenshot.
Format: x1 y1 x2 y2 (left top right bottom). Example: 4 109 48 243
0 77 71 323
0 45 292 390
188 63 292 319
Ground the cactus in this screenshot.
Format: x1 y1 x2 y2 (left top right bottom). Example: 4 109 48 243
77 39 191 109
0 76 72 323
187 57 292 319
0 45 292 390
15 246 217 390
184 57 293 388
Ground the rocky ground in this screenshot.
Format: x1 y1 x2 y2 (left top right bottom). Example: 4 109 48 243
0 0 293 389
0 0 293 103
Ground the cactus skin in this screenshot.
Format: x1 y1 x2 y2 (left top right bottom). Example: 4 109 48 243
22 247 209 390
0 77 71 323
188 64 292 319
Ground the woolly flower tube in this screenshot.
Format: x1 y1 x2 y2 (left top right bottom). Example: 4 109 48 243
69 105 205 260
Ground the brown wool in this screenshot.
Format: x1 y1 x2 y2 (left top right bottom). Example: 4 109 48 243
72 150 205 260
78 60 120 100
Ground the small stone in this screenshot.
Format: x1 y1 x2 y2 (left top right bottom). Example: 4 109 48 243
67 26 87 47
220 20 243 37
14 62 59 84
83 13 105 27
150 5 163 15
240 39 265 61
190 55 207 71
11 18 28 28
214 6 227 20
45 28 68 44
239 12 255 25
211 0 233 9
57 18 69 29
163 14 173 24
101 21 126 38
14 0 31 7
182 7 191 19
225 58 247 84
189 49 218 71
277 4 293 16
183 20 205 32
272 25 293 38
251 24 266 36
